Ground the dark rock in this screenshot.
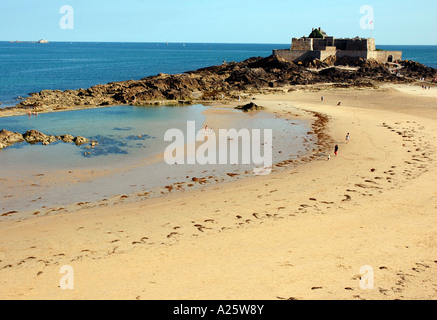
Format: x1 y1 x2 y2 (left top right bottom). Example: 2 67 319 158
22 130 60 145
3 54 434 113
42 135 58 145
0 129 25 149
0 129 90 149
73 136 89 145
400 60 436 79
23 130 48 144
235 102 264 112
60 134 74 143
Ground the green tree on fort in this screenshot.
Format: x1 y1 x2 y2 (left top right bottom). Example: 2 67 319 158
308 29 324 38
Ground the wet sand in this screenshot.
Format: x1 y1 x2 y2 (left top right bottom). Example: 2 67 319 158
0 83 436 299
0 105 312 217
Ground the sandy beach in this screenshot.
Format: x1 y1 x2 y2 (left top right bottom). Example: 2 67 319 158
0 82 436 300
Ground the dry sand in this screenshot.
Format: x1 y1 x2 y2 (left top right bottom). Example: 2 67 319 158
0 83 436 300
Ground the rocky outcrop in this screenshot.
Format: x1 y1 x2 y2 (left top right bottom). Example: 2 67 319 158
2 55 435 113
73 136 88 145
0 129 89 149
23 130 49 144
235 102 264 112
60 134 74 143
0 129 25 149
399 60 436 79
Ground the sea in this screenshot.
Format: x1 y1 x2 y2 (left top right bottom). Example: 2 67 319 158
0 42 435 106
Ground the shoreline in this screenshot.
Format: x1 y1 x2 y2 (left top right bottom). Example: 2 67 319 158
0 83 436 300
0 101 323 221
1 80 435 119
1 53 435 120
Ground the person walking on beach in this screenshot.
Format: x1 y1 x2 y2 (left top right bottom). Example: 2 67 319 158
337 102 341 107
334 144 339 156
321 96 324 102
346 133 350 143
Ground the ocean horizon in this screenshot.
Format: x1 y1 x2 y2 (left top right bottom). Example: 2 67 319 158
0 41 436 107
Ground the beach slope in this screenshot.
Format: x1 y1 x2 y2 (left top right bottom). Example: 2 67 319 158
0 84 436 300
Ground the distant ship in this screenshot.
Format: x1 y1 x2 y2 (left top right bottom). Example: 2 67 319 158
9 39 49 44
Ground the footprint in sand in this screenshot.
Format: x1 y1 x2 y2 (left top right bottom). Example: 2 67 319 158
321 201 335 204
194 224 208 232
342 195 351 202
364 180 378 184
355 183 380 189
132 237 148 245
1 211 17 217
167 232 179 239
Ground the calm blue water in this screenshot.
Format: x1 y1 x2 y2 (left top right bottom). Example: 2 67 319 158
1 42 435 106
0 42 289 106
0 105 208 168
0 104 311 214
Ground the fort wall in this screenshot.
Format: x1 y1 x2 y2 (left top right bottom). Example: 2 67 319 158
369 50 403 63
273 49 320 62
319 46 337 61
276 34 401 64
291 38 313 51
335 50 369 60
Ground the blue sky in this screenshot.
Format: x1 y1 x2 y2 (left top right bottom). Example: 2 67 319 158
0 0 436 44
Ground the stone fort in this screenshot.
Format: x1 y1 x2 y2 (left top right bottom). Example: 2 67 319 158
273 28 402 64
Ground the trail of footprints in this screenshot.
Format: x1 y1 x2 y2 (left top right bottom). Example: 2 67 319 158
276 259 437 300
1 121 434 283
